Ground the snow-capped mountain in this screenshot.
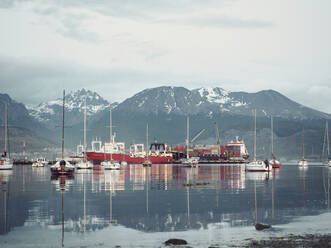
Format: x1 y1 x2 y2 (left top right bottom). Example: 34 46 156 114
116 86 330 120
28 89 117 126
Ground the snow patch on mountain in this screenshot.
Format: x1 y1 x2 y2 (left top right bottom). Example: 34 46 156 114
27 88 116 123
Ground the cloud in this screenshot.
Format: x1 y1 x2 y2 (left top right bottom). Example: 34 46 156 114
157 15 274 29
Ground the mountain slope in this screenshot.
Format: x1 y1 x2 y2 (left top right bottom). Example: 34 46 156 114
116 86 331 120
27 88 118 128
0 93 55 153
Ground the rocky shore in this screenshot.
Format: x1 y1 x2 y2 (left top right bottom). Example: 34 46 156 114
245 234 331 248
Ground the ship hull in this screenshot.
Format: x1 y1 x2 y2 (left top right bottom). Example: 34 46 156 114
86 152 173 164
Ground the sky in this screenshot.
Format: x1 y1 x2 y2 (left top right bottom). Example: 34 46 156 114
0 0 330 113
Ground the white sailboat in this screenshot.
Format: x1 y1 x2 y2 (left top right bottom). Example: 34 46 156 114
50 90 75 175
322 120 331 167
76 97 93 169
102 108 120 170
246 109 271 172
142 123 152 167
181 116 199 167
0 103 13 170
268 116 281 168
32 157 47 167
298 128 308 167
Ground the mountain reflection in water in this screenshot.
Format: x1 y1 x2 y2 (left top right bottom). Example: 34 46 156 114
0 164 330 247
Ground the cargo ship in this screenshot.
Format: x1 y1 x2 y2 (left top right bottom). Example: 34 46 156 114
172 136 249 163
86 142 173 164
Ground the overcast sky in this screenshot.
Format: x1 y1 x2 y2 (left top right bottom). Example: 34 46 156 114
0 0 330 113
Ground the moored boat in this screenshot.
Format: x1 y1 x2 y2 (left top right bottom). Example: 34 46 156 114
50 90 75 176
298 128 308 167
0 103 13 170
246 109 271 172
32 158 47 167
269 116 281 168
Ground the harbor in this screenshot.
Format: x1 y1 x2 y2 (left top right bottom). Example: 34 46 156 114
1 163 331 247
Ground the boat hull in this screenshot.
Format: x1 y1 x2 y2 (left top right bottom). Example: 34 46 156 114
0 159 13 170
298 159 308 167
246 160 271 172
269 159 282 168
86 152 173 164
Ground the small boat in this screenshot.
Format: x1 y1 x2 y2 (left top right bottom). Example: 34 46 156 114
269 154 281 168
102 160 120 170
246 109 271 172
246 160 271 172
50 90 75 176
298 159 308 167
0 103 13 170
142 123 152 167
181 156 199 167
268 116 281 168
32 158 47 167
76 97 93 169
298 128 308 167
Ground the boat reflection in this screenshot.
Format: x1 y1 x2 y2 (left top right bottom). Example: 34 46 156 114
51 175 74 247
0 171 11 235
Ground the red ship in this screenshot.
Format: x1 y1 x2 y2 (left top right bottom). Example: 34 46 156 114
86 142 173 164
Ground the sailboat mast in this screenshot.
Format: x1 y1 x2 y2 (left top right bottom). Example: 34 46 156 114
62 90 65 160
110 108 113 143
327 121 330 157
4 103 8 154
302 128 305 159
146 123 149 160
271 116 274 155
84 97 87 155
186 116 190 159
254 109 256 161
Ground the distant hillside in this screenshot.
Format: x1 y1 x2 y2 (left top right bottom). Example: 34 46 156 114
2 86 330 160
0 93 55 153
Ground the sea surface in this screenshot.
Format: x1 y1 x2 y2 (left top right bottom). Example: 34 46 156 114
0 163 331 247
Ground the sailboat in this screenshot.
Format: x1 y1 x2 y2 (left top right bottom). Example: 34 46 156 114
0 103 13 170
298 128 308 167
181 116 199 167
246 109 271 172
268 116 281 168
50 90 75 175
76 97 93 169
322 120 331 167
142 123 152 167
101 108 120 170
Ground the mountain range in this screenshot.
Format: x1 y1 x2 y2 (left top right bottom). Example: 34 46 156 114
1 86 330 160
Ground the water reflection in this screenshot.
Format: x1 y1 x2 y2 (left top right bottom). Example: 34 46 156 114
0 171 11 235
1 164 331 247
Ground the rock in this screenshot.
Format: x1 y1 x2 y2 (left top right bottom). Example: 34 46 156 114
255 223 272 231
164 238 188 246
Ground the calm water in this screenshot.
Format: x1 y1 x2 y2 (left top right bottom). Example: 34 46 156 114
0 164 331 247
